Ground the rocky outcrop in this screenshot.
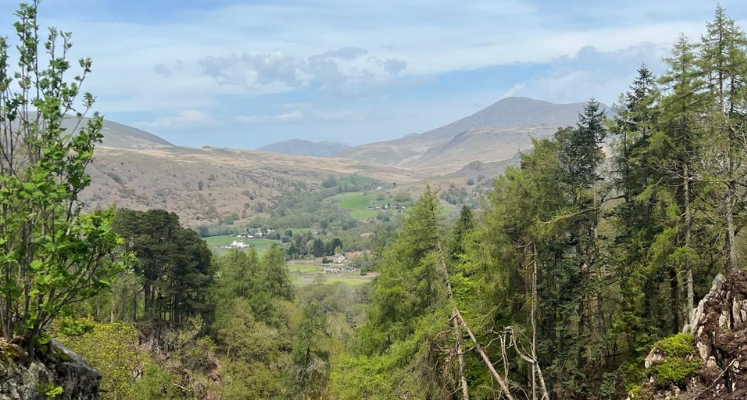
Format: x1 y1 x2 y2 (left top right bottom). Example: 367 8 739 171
0 339 100 400
636 270 747 399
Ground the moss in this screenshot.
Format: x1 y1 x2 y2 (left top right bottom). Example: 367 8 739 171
655 333 696 357
648 333 701 388
650 358 702 387
0 343 29 363
627 384 642 398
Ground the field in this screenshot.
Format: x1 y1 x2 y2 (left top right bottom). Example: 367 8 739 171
287 260 374 286
332 192 391 219
202 235 282 255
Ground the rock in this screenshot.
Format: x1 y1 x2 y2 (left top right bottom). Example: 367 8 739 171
638 271 747 399
645 348 666 369
697 341 710 361
0 340 100 400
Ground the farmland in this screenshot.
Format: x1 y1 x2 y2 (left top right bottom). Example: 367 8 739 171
202 235 282 255
287 260 374 286
332 192 407 220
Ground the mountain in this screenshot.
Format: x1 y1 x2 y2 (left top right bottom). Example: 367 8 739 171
340 97 610 175
59 116 174 149
256 139 351 157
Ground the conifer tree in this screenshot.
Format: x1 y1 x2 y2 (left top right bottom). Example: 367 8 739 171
698 6 747 273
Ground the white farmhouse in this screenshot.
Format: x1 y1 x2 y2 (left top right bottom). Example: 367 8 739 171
230 240 248 249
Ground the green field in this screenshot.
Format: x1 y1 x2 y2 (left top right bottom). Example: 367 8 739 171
287 261 374 286
202 235 281 255
333 192 390 219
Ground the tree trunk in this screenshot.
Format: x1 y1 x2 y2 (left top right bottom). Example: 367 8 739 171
452 313 470 400
531 244 538 400
684 163 694 323
725 186 737 273
670 266 681 334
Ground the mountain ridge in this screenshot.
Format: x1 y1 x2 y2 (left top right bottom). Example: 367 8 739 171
339 97 610 174
256 139 351 157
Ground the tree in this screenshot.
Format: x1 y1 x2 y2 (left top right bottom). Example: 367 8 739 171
393 192 411 203
312 239 326 258
655 35 706 331
451 205 474 261
0 2 125 350
326 238 343 256
291 304 330 399
347 188 457 398
610 64 671 348
697 6 747 273
261 246 293 302
113 209 212 326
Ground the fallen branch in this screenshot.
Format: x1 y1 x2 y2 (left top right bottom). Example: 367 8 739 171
693 359 737 400
437 242 514 400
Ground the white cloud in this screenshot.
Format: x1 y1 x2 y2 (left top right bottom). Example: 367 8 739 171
135 110 220 130
39 0 730 114
509 43 670 105
196 47 408 96
234 104 357 124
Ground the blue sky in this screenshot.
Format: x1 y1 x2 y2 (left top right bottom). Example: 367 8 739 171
0 0 744 148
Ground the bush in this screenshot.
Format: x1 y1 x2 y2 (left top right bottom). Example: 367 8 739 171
393 192 411 203
466 178 475 186
223 213 240 225
58 322 175 400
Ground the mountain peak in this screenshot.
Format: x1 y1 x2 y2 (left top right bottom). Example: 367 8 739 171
423 96 603 139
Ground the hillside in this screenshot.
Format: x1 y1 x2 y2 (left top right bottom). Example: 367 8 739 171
83 145 418 227
456 152 524 186
78 99 601 225
62 115 174 149
256 139 351 157
340 97 608 174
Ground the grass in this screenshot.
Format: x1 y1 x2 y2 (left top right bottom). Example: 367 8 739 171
288 264 321 273
287 260 374 286
292 276 371 286
202 235 281 255
333 192 394 220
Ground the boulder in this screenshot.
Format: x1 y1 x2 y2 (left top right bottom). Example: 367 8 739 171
0 339 100 400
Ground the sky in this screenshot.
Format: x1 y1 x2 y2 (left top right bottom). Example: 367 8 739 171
0 0 744 148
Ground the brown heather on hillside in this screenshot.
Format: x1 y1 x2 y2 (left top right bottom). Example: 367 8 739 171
82 146 418 227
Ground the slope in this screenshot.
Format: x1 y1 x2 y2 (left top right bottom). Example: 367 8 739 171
340 97 608 175
60 115 174 149
256 139 351 157
82 145 418 227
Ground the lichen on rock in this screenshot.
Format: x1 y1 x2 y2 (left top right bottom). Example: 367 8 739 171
0 339 100 400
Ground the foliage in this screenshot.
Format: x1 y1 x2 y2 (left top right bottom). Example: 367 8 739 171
0 1 126 349
58 321 176 400
113 209 213 325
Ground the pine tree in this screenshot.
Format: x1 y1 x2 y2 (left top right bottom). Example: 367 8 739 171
698 6 747 273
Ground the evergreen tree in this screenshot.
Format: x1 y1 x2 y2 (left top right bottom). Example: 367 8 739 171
261 246 293 302
698 6 747 273
291 304 330 399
